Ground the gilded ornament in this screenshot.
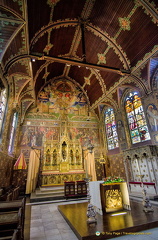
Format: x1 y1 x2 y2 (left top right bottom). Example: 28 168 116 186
119 17 131 31
97 53 106 64
106 189 123 209
43 43 53 54
47 0 60 7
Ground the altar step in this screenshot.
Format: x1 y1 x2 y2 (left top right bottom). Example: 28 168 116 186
30 186 65 203
30 185 88 203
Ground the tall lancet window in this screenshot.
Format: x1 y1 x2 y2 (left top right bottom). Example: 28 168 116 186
8 112 18 153
125 91 150 144
104 108 119 150
0 88 7 138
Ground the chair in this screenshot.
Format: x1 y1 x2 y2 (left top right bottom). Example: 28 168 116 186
76 181 87 197
64 181 75 198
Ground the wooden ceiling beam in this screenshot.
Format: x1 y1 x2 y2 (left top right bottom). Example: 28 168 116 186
30 53 131 76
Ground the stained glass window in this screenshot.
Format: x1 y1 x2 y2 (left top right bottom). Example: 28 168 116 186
0 88 7 136
125 92 150 144
105 108 119 150
8 112 18 153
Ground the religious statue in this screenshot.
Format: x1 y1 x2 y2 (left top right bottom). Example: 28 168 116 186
53 149 57 165
46 149 51 164
62 141 67 161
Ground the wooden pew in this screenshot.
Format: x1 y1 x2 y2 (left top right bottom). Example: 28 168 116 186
0 206 24 240
6 192 13 201
0 229 19 240
0 208 23 239
0 198 26 213
12 187 20 200
0 198 26 239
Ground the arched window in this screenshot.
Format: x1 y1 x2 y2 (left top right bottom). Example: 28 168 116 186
125 91 150 144
104 108 119 150
0 88 7 138
8 112 18 153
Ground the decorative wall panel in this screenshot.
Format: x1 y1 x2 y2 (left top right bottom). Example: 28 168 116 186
123 145 158 195
0 152 15 187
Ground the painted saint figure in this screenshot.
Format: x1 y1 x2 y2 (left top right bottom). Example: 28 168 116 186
147 104 158 131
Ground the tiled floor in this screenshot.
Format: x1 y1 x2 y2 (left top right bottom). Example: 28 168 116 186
29 201 79 240
26 200 158 240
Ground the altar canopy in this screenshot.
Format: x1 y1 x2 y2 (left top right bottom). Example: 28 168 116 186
26 149 40 194
13 152 27 170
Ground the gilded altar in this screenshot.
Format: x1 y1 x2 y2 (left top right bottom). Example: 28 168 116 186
42 172 86 185
41 119 86 185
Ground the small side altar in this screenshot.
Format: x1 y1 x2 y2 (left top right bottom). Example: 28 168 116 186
100 177 130 213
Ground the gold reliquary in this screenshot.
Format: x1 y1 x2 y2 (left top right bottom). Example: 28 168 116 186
100 182 130 213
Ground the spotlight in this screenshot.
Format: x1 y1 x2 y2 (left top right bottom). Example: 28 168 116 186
32 58 36 62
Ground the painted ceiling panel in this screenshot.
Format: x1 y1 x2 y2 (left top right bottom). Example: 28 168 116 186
1 0 24 17
47 62 65 80
85 75 103 105
89 0 135 37
0 0 157 120
2 28 27 67
0 7 23 61
68 65 91 87
117 7 158 67
52 0 86 22
8 60 30 77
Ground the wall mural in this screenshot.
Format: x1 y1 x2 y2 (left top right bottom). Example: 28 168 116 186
20 126 59 147
20 79 99 148
146 104 158 132
20 125 99 149
19 79 101 184
37 80 88 116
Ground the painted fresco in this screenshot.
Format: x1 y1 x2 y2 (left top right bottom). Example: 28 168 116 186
20 125 99 148
20 126 59 147
146 104 158 131
37 80 88 116
69 127 98 147
19 79 100 178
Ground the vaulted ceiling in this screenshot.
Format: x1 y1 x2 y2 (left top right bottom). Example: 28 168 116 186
0 0 158 120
